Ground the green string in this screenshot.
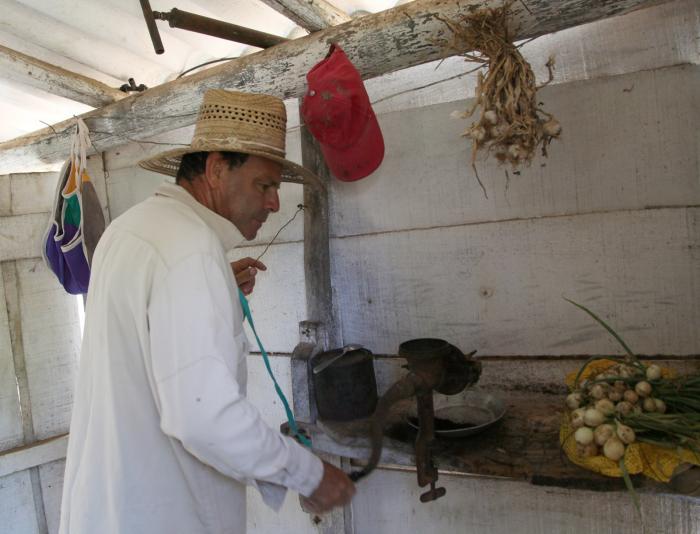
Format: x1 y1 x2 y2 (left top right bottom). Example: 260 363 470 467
238 289 311 448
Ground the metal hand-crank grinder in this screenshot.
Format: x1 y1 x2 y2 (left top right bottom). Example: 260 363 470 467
351 338 481 502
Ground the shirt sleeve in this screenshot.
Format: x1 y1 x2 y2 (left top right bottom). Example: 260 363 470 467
147 252 323 499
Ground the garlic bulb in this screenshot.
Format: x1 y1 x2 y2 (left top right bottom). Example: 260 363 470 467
483 110 499 125
470 126 487 142
542 119 561 137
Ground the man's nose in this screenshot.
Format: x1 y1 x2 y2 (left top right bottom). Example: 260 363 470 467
265 189 280 213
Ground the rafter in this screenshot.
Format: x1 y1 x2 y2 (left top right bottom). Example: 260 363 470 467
0 0 669 174
0 44 125 108
258 0 351 32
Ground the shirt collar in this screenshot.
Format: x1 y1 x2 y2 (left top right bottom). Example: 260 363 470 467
154 181 245 252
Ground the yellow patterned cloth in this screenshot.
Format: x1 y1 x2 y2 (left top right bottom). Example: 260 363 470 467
560 359 700 482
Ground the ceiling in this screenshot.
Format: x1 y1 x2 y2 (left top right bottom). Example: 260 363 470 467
0 0 406 144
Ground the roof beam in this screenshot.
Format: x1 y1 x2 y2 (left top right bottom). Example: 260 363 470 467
0 44 125 108
0 0 668 174
258 0 351 32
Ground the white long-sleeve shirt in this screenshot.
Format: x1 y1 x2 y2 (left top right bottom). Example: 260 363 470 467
59 182 323 534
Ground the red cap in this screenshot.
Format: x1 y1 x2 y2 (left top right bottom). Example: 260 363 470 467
301 44 384 182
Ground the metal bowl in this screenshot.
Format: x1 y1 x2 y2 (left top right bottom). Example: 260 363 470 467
406 390 506 438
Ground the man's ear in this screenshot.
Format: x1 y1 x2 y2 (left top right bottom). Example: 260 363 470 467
204 152 224 189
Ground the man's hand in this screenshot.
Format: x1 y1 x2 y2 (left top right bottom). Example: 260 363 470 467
231 257 267 295
301 461 356 514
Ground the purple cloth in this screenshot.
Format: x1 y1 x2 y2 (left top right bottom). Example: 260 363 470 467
42 160 96 295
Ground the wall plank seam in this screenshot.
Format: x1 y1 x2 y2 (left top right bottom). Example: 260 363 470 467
1 260 49 534
330 204 700 241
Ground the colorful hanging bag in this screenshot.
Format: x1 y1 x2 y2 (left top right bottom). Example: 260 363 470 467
42 118 106 294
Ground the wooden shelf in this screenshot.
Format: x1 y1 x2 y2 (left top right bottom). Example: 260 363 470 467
297 391 700 496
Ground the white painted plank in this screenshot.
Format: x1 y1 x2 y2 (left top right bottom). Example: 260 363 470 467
17 259 81 440
234 241 306 353
333 207 700 356
245 353 317 533
366 0 700 116
0 175 10 216
101 168 167 221
352 469 700 534
0 435 68 478
0 214 46 262
8 172 58 216
331 64 700 237
38 459 65 534
0 470 40 534
0 268 23 452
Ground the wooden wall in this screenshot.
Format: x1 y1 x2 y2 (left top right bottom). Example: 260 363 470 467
0 170 108 534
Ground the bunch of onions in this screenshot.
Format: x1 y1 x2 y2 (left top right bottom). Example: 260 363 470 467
565 298 700 462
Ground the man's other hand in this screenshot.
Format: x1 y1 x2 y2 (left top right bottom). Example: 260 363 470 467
231 257 267 295
301 461 356 514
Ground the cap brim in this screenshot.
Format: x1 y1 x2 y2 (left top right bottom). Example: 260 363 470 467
319 112 384 182
139 148 323 189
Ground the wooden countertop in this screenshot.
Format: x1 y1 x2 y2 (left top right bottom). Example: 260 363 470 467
295 390 700 496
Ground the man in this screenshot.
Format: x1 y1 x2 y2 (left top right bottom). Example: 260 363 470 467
59 90 354 534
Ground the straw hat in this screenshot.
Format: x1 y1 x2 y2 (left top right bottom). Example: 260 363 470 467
139 90 319 186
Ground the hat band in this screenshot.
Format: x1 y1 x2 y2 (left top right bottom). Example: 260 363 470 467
191 136 286 158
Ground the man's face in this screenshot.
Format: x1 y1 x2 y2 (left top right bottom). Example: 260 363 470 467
210 153 282 240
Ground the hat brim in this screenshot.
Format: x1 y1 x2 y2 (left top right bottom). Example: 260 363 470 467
138 147 323 188
318 110 384 182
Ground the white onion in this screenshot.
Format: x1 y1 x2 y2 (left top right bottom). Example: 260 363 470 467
616 423 636 445
595 399 615 416
623 390 639 404
594 424 614 446
584 408 605 427
654 399 667 414
590 384 606 400
571 408 586 428
575 426 594 445
635 381 652 398
603 437 626 461
615 401 633 416
646 364 662 381
608 390 622 402
614 381 627 393
566 392 583 409
642 397 657 412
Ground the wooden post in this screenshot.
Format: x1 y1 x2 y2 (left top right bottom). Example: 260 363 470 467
300 106 341 349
